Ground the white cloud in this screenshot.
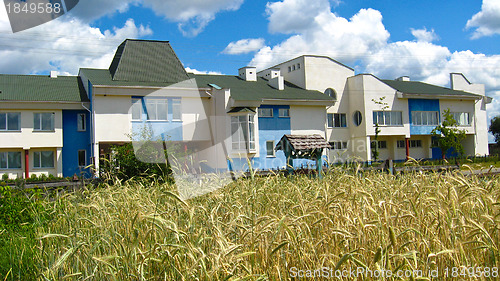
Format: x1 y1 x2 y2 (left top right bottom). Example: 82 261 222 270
411 27 439 43
185 67 222 75
141 0 244 37
250 6 390 69
223 38 265 54
0 1 152 75
466 0 500 39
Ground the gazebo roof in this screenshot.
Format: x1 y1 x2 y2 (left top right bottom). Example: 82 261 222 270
276 134 332 151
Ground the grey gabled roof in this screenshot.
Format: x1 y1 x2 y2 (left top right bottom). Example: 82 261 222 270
381 79 481 98
109 39 190 83
0 74 88 102
192 74 333 102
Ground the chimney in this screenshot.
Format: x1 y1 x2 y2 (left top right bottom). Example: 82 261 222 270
50 71 58 78
268 75 284 90
239 66 257 81
396 76 410 81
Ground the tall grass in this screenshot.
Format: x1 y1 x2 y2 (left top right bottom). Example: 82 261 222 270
3 168 500 280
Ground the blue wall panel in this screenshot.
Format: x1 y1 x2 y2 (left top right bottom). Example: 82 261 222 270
62 110 91 178
256 105 291 170
408 99 440 135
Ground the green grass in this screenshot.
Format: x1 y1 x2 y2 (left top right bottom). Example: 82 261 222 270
1 168 500 280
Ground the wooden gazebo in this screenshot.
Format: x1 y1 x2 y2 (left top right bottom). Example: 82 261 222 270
275 134 332 177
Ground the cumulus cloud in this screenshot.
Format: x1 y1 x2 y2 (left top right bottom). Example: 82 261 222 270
141 0 244 37
185 67 222 75
466 0 500 39
222 38 266 54
250 6 389 69
0 2 152 75
411 27 439 43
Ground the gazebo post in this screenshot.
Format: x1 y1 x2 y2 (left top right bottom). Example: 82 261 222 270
316 155 323 179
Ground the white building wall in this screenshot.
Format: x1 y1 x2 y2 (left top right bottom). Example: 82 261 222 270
290 105 326 136
93 95 131 143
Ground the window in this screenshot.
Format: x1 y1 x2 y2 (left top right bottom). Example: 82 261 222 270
297 63 301 69
409 140 422 148
0 112 21 131
324 88 337 100
33 151 54 168
0 152 22 169
327 113 347 128
371 141 387 149
78 150 86 167
330 141 348 150
266 141 275 157
288 66 292 72
172 98 182 121
292 65 296 71
353 111 363 126
34 112 55 131
77 113 86 131
373 111 403 126
411 111 439 126
145 99 168 120
231 115 256 151
258 108 273 117
397 140 406 148
279 108 290 117
451 112 471 126
131 98 142 120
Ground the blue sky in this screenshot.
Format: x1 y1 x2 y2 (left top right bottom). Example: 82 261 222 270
0 0 499 126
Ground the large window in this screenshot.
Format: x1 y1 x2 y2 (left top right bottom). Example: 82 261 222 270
258 108 273 117
409 140 422 148
145 99 168 121
33 151 54 168
327 113 347 128
231 115 256 152
373 111 403 126
371 140 387 149
411 111 439 126
34 112 55 131
0 152 22 169
397 140 406 148
451 112 471 126
0 112 21 131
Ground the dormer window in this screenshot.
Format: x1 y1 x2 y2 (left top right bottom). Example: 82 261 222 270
324 88 337 100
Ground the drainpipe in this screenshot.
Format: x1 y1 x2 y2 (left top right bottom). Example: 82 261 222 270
405 138 410 160
24 150 29 179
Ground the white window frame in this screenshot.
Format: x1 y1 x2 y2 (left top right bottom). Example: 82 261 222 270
172 98 182 121
266 140 275 157
330 141 348 150
278 108 290 118
145 98 168 121
131 98 143 120
77 113 86 131
231 114 256 152
411 111 439 126
327 113 347 128
258 108 273 118
451 112 471 126
409 140 422 148
33 151 55 168
33 112 55 131
373 111 403 126
0 151 22 169
0 112 21 131
397 140 406 149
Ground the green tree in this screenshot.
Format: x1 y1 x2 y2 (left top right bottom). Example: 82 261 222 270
431 109 466 159
488 116 500 145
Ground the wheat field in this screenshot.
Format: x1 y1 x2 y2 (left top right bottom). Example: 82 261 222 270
5 168 500 280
